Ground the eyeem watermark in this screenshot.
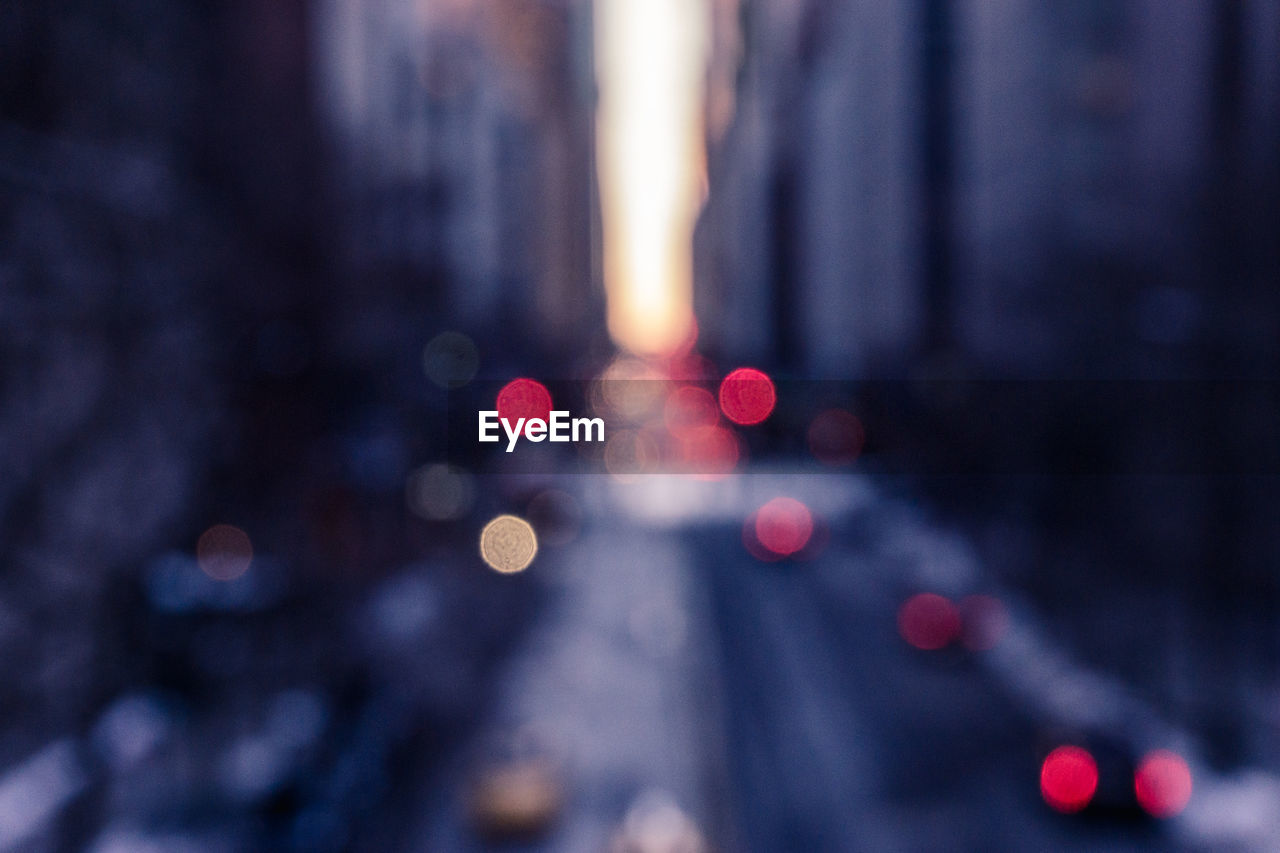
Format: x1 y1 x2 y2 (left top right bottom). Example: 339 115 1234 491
479 411 605 452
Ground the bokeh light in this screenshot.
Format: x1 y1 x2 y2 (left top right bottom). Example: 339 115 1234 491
678 424 739 478
479 515 539 574
751 497 813 557
664 386 719 439
897 593 960 650
1040 746 1098 814
718 367 776 425
959 594 1009 651
422 331 479 388
1134 750 1192 818
496 379 553 426
613 789 706 853
405 463 475 521
196 524 254 581
597 357 666 423
807 408 865 467
603 429 662 480
467 760 563 840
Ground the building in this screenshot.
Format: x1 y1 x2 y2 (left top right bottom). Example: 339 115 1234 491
311 0 603 368
697 0 922 375
696 0 1280 378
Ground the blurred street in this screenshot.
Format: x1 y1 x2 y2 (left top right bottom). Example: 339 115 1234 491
413 472 1280 852
4 0 1280 849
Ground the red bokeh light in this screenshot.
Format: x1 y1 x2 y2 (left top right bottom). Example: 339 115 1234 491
718 368 776 426
679 424 740 479
807 409 865 467
664 386 720 439
897 593 961 650
752 497 813 557
496 378 553 427
1134 750 1192 818
959 594 1009 651
1040 746 1099 814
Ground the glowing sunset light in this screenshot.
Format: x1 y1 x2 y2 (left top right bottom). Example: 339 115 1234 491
595 0 708 356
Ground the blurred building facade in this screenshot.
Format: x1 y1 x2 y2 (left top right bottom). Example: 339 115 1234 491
311 0 604 369
955 0 1280 375
697 0 1280 378
697 1 923 375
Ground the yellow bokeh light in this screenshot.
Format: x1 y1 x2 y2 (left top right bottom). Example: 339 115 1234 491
479 515 538 574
